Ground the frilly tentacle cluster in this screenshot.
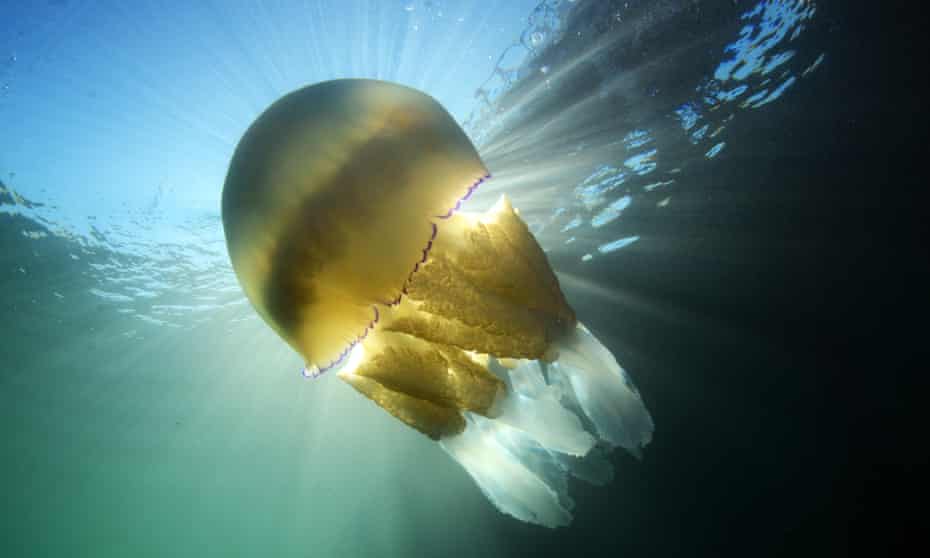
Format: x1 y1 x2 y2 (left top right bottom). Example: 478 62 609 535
302 172 491 379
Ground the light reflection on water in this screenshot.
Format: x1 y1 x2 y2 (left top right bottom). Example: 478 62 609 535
467 0 824 263
0 0 825 329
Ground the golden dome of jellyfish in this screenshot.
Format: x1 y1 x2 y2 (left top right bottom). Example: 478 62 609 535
222 79 653 527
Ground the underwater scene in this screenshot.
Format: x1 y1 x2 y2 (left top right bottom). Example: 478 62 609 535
1 0 903 556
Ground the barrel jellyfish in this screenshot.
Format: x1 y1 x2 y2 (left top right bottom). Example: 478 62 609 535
221 79 653 527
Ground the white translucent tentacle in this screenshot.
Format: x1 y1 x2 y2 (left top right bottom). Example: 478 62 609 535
552 323 654 455
439 322 654 527
440 415 572 528
487 359 597 457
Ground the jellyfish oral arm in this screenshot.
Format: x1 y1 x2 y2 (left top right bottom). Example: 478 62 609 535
552 324 654 455
439 324 653 528
334 198 653 527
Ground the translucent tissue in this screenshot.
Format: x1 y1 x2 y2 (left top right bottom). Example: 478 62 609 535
440 324 653 527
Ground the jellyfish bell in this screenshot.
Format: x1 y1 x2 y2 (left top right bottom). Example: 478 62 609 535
222 79 653 527
222 79 489 372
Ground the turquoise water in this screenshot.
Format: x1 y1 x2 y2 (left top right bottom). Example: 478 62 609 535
1 1 871 556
